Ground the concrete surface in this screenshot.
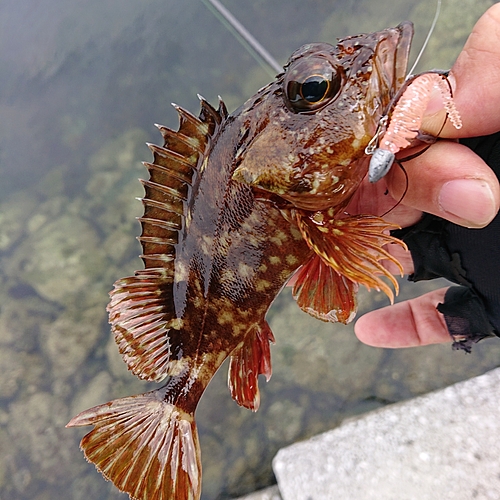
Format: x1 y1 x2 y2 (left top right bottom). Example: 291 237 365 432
235 485 282 500
272 367 500 500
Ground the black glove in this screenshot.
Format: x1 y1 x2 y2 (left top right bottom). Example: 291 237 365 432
393 132 500 352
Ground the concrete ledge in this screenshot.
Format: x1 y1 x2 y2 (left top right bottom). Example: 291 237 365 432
235 485 282 500
273 367 500 500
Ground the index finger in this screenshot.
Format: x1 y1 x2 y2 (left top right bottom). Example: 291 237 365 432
354 287 451 348
422 4 500 138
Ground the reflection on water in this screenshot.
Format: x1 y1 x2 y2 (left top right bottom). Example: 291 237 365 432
0 0 497 498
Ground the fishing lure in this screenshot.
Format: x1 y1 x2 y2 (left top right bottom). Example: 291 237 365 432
367 71 462 183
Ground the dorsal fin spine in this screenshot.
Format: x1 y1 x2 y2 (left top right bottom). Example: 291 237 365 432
140 178 188 201
142 161 192 186
138 235 177 245
139 196 184 216
172 103 211 138
198 95 223 126
218 97 229 119
137 216 181 231
154 123 205 156
139 253 175 263
146 144 197 174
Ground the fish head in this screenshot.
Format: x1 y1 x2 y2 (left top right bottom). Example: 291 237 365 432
233 22 413 211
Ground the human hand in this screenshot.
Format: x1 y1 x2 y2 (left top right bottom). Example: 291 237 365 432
352 4 500 348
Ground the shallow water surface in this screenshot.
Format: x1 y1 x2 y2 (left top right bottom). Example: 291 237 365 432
0 1 497 499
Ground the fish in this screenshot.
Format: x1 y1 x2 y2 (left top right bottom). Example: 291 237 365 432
67 23 414 500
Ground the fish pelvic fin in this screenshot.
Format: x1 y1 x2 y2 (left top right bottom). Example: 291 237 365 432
292 253 358 324
296 211 406 307
228 321 275 411
66 387 201 500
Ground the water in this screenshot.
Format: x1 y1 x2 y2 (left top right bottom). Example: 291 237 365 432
0 1 497 499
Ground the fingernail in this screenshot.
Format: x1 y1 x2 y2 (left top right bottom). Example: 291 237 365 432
424 74 456 115
423 87 446 116
421 74 457 135
439 179 497 227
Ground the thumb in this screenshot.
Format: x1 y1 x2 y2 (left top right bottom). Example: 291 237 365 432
421 4 500 138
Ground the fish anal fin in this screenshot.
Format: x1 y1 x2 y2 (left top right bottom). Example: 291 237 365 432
296 212 406 304
228 321 274 411
107 269 180 382
67 387 201 500
292 253 358 324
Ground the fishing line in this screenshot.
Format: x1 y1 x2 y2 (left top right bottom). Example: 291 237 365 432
380 108 449 218
407 0 441 77
380 160 409 218
200 0 282 78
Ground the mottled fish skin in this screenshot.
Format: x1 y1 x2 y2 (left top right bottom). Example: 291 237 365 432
148 111 313 409
67 23 414 500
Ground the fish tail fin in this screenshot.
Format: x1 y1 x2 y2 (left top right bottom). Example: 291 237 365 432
66 387 201 500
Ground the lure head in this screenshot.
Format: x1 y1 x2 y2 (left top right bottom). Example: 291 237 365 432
233 22 413 211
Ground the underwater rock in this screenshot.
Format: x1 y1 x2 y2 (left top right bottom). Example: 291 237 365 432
70 371 113 418
0 348 25 400
83 129 148 269
10 213 109 306
269 290 384 400
105 334 135 380
85 128 146 236
8 392 79 487
0 293 56 351
0 190 38 253
102 226 139 266
372 337 500 403
265 400 305 443
40 305 106 381
0 427 8 489
0 348 45 400
412 0 495 70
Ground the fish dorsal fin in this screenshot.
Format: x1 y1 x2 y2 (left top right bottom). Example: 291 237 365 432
108 98 228 382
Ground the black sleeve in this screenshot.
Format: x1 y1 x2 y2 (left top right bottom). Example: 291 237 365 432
392 132 500 352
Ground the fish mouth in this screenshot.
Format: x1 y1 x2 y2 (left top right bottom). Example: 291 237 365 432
367 21 414 117
392 22 414 89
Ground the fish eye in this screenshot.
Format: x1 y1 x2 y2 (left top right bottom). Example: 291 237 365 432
284 57 343 113
300 75 329 102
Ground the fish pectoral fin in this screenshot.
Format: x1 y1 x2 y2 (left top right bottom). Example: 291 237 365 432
66 387 201 500
228 321 275 412
107 269 181 383
292 253 358 324
296 212 407 305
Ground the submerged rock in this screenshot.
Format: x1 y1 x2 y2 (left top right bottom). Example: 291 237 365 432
0 191 38 253
0 348 45 400
40 305 106 381
9 213 109 307
8 392 80 490
269 289 384 400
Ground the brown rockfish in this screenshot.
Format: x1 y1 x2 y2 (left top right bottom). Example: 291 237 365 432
68 23 413 500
